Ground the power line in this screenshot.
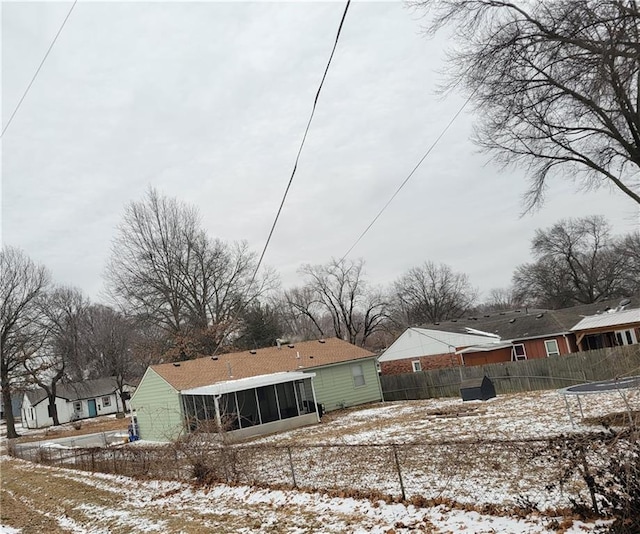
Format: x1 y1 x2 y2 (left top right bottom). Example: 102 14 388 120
1 0 78 139
253 0 351 277
339 91 476 262
212 0 351 355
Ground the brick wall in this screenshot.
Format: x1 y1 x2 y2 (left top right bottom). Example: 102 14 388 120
380 352 462 375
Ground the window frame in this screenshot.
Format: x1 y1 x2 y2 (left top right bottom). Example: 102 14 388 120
411 360 422 372
73 401 82 412
544 339 560 357
511 343 527 361
351 364 366 388
102 396 112 407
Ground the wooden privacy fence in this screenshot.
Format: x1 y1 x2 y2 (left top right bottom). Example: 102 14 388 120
380 346 640 401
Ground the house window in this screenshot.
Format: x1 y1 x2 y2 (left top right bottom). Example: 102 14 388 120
615 329 637 346
512 344 527 361
412 360 422 372
73 401 82 412
351 364 366 387
102 396 112 407
544 339 560 357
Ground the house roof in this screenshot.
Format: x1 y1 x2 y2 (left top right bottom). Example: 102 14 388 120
182 371 314 396
25 377 122 406
415 296 640 341
571 308 640 332
377 328 502 362
151 337 375 391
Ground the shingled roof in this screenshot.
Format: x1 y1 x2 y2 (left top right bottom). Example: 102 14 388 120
417 296 640 342
25 377 122 406
151 337 375 391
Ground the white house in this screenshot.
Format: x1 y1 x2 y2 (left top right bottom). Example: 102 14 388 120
21 377 134 429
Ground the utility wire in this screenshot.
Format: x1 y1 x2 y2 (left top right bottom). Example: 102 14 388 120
339 90 476 262
1 0 78 139
211 0 351 355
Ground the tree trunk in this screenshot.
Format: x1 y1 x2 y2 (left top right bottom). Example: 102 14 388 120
1 374 19 439
47 394 60 426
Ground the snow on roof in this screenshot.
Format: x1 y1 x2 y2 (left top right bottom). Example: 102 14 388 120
571 307 640 331
181 371 314 396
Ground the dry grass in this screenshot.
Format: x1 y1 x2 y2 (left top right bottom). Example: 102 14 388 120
13 415 129 445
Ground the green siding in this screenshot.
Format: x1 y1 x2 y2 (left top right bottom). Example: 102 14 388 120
306 358 382 411
130 369 184 442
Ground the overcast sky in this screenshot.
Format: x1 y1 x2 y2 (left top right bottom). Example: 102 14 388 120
2 1 639 304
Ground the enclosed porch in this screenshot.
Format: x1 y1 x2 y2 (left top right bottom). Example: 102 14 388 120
181 372 320 441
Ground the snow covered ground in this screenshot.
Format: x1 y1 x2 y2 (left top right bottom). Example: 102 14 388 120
1 455 607 533
3 388 636 532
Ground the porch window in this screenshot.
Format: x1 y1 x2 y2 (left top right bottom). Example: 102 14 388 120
511 344 527 361
352 364 366 387
615 329 637 346
102 396 112 407
544 339 560 357
412 360 422 372
73 401 82 412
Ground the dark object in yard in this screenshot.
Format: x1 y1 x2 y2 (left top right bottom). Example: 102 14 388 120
460 376 496 402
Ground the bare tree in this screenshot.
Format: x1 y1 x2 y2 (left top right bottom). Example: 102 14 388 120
393 261 478 325
0 247 50 438
478 287 527 313
79 304 141 413
23 286 88 426
295 258 390 347
411 0 640 209
105 188 277 359
513 216 638 308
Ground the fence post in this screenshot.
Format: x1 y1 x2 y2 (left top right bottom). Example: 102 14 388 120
287 446 297 488
113 449 118 474
392 444 406 501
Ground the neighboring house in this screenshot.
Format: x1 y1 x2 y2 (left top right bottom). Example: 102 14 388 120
571 307 640 351
377 328 504 375
379 297 639 373
131 337 382 442
21 377 134 429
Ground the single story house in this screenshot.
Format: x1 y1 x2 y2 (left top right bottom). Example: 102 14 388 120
21 377 134 429
379 297 639 372
377 327 503 375
131 337 382 442
571 307 640 351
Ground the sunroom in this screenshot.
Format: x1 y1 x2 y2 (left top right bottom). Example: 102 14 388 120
180 371 320 440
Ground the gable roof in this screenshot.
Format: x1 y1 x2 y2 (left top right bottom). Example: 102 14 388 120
377 327 501 362
571 308 640 332
416 296 640 341
151 337 374 391
25 377 122 406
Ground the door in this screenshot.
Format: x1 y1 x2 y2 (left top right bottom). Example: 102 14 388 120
88 399 97 417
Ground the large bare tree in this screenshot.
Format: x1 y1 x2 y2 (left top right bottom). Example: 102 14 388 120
513 216 638 308
105 189 277 359
0 247 50 438
79 304 141 413
412 0 640 209
294 258 389 347
23 286 88 426
393 261 478 325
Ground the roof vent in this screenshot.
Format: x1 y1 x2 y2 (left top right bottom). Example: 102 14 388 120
173 363 181 367
318 339 326 343
515 310 521 313
211 356 219 361
509 319 516 323
309 355 314 359
484 314 490 317
620 298 631 307
249 350 257 355
499 312 505 315
451 319 457 323
288 344 295 348
536 313 544 319
434 322 440 325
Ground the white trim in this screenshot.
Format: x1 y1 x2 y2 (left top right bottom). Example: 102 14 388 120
544 339 560 357
411 360 422 372
182 371 314 396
